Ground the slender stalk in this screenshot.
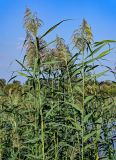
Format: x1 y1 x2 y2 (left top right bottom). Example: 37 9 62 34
54 132 58 160
82 50 85 160
40 108 45 160
36 37 45 159
66 63 74 104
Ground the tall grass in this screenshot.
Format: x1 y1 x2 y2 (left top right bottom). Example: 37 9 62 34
0 9 116 160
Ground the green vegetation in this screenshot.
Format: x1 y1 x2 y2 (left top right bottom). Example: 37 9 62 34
0 9 116 160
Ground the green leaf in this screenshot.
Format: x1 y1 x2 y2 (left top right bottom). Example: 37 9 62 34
85 44 105 59
28 154 42 159
18 72 29 78
96 117 102 124
75 85 83 95
59 142 74 149
84 113 92 123
86 65 99 72
96 48 113 59
23 138 41 144
67 52 80 66
40 19 71 39
84 143 94 151
77 48 113 67
70 67 82 78
65 102 83 114
45 104 58 118
89 70 108 79
72 121 82 131
84 131 96 142
94 40 116 47
67 117 82 131
84 96 94 105
16 60 32 76
39 40 56 50
48 122 81 130
8 75 17 83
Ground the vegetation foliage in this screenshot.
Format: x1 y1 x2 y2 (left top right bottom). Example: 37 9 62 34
0 8 116 160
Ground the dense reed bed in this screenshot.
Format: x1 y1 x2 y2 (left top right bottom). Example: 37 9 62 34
0 9 116 160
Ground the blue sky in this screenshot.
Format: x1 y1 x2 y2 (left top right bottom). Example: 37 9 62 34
0 0 116 82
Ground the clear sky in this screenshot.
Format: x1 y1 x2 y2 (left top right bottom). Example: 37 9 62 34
0 0 116 82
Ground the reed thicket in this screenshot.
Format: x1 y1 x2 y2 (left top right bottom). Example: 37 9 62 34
0 8 116 160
